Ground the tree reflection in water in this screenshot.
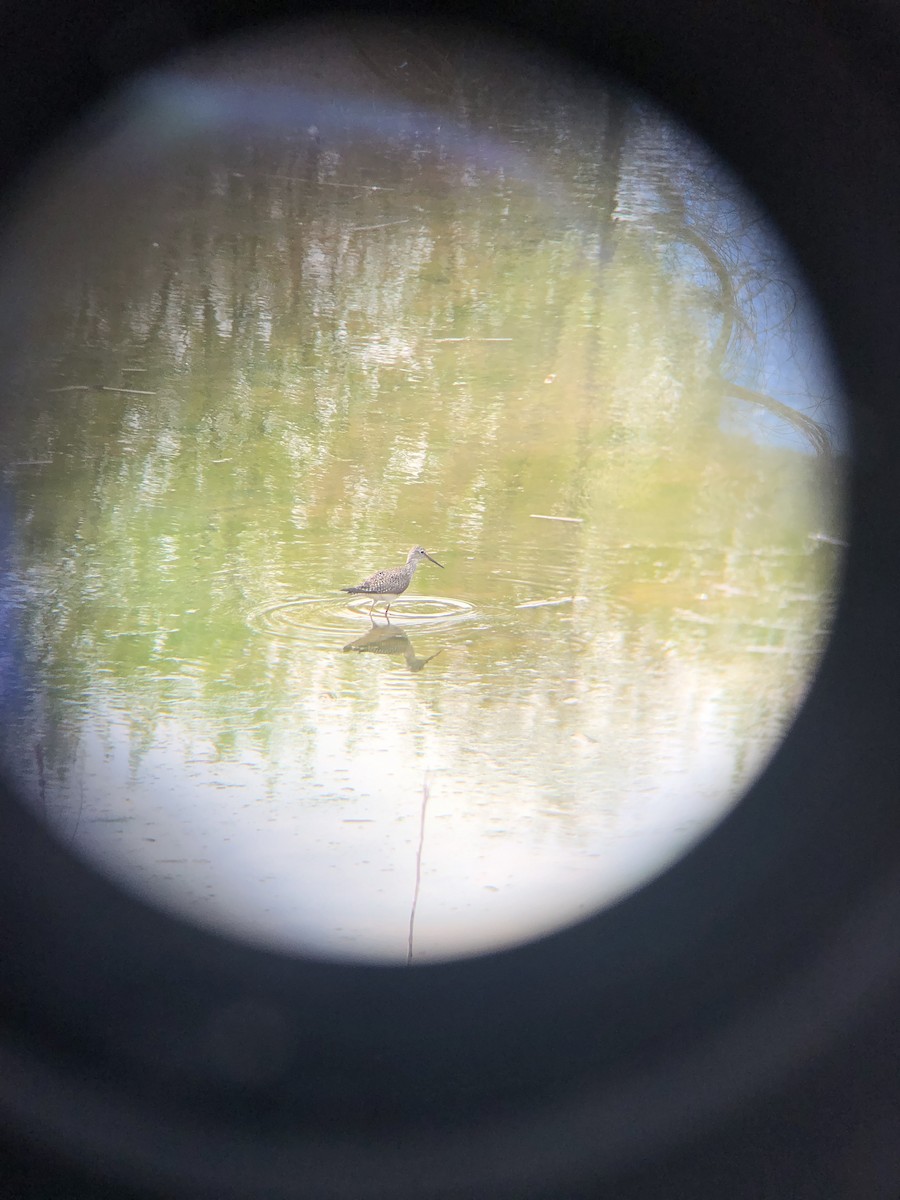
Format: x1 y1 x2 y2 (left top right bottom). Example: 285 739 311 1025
0 25 846 961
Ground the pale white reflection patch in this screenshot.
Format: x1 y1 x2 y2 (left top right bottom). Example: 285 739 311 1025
56 649 763 963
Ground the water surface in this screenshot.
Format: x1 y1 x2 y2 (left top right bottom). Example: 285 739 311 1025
0 30 845 961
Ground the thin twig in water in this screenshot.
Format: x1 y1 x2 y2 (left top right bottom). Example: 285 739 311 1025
314 180 396 191
407 771 431 966
515 596 587 609
348 220 410 232
70 753 86 846
33 742 45 818
530 514 583 523
101 387 158 396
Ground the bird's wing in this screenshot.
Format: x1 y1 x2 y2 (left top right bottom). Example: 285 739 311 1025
356 568 394 591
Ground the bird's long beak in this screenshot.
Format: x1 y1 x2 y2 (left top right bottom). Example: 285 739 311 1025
425 552 444 568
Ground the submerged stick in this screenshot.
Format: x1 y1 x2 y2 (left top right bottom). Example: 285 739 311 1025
101 387 158 396
348 219 410 232
515 596 586 609
407 771 431 966
529 513 583 523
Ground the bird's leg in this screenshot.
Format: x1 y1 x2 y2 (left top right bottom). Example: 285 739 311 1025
368 597 378 622
384 602 392 624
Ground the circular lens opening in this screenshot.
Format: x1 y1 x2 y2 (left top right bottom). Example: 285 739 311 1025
0 22 847 963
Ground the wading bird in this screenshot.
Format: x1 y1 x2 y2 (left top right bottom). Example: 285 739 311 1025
342 545 444 621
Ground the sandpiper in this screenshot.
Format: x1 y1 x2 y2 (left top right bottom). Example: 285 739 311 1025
342 545 443 620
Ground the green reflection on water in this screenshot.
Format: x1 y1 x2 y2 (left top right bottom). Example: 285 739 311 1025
0 38 844 961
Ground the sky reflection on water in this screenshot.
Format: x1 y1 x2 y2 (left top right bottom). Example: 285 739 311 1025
0 27 845 961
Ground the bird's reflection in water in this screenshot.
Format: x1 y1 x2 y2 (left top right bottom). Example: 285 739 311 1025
343 623 443 673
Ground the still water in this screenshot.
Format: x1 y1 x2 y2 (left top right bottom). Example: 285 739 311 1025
0 30 845 962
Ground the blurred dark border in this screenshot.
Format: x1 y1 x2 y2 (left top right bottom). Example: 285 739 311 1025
2 2 900 1198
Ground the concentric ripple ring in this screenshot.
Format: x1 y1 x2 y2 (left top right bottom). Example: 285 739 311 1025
248 595 475 642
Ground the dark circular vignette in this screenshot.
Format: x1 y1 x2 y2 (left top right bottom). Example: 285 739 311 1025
1 3 900 1200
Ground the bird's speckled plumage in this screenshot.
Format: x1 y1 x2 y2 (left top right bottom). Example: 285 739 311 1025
342 546 443 619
